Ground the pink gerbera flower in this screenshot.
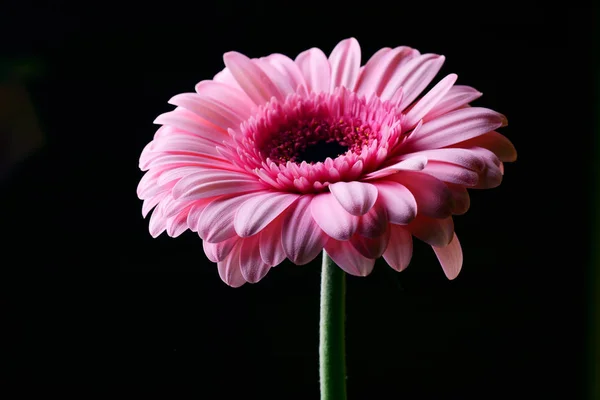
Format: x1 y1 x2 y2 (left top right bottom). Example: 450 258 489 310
137 38 516 287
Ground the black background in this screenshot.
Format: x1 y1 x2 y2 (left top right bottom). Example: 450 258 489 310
0 2 594 399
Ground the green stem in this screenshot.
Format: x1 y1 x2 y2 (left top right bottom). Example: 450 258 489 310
319 250 347 400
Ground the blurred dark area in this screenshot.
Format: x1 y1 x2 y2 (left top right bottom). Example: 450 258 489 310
0 1 595 399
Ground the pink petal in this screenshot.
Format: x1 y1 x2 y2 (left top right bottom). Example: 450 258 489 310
142 154 240 172
259 215 287 266
168 93 244 131
172 171 265 200
295 48 331 94
137 168 164 198
148 202 167 238
328 38 361 91
324 239 376 277
265 54 307 93
161 195 195 218
398 148 485 172
380 54 445 108
255 58 296 97
186 199 212 232
141 192 168 218
471 154 503 189
282 195 328 265
217 240 247 287
382 224 413 272
156 166 215 187
234 192 299 237
166 205 193 237
403 74 457 129
404 107 508 152
432 233 463 280
198 193 260 242
213 67 243 91
446 183 470 215
239 235 271 283
153 107 229 139
423 85 482 122
363 155 427 180
388 171 453 218
223 51 284 105
354 46 418 98
353 47 391 96
422 161 479 186
373 181 417 224
311 193 359 241
329 181 378 216
349 228 391 259
139 148 226 172
148 136 223 157
356 199 388 238
195 80 255 116
408 215 454 247
203 236 238 263
449 131 517 162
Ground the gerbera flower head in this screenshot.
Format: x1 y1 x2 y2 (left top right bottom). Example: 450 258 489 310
137 38 516 287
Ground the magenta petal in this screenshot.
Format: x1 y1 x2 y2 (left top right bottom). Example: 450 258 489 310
329 38 361 91
403 73 457 129
349 228 391 259
329 181 378 216
239 235 271 283
382 224 413 272
311 193 359 241
423 85 482 122
324 239 376 277
203 236 238 263
295 48 331 94
405 107 508 152
198 193 259 242
389 171 453 218
373 181 417 224
432 233 463 280
259 215 287 266
223 51 284 105
234 192 299 237
408 215 454 247
282 195 327 265
217 240 247 287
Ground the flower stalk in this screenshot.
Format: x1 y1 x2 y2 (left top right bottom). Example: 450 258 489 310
319 250 347 400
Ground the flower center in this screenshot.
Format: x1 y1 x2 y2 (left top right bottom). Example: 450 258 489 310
261 117 376 164
224 88 405 194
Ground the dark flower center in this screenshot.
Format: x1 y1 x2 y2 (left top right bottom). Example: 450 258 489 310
262 117 375 165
